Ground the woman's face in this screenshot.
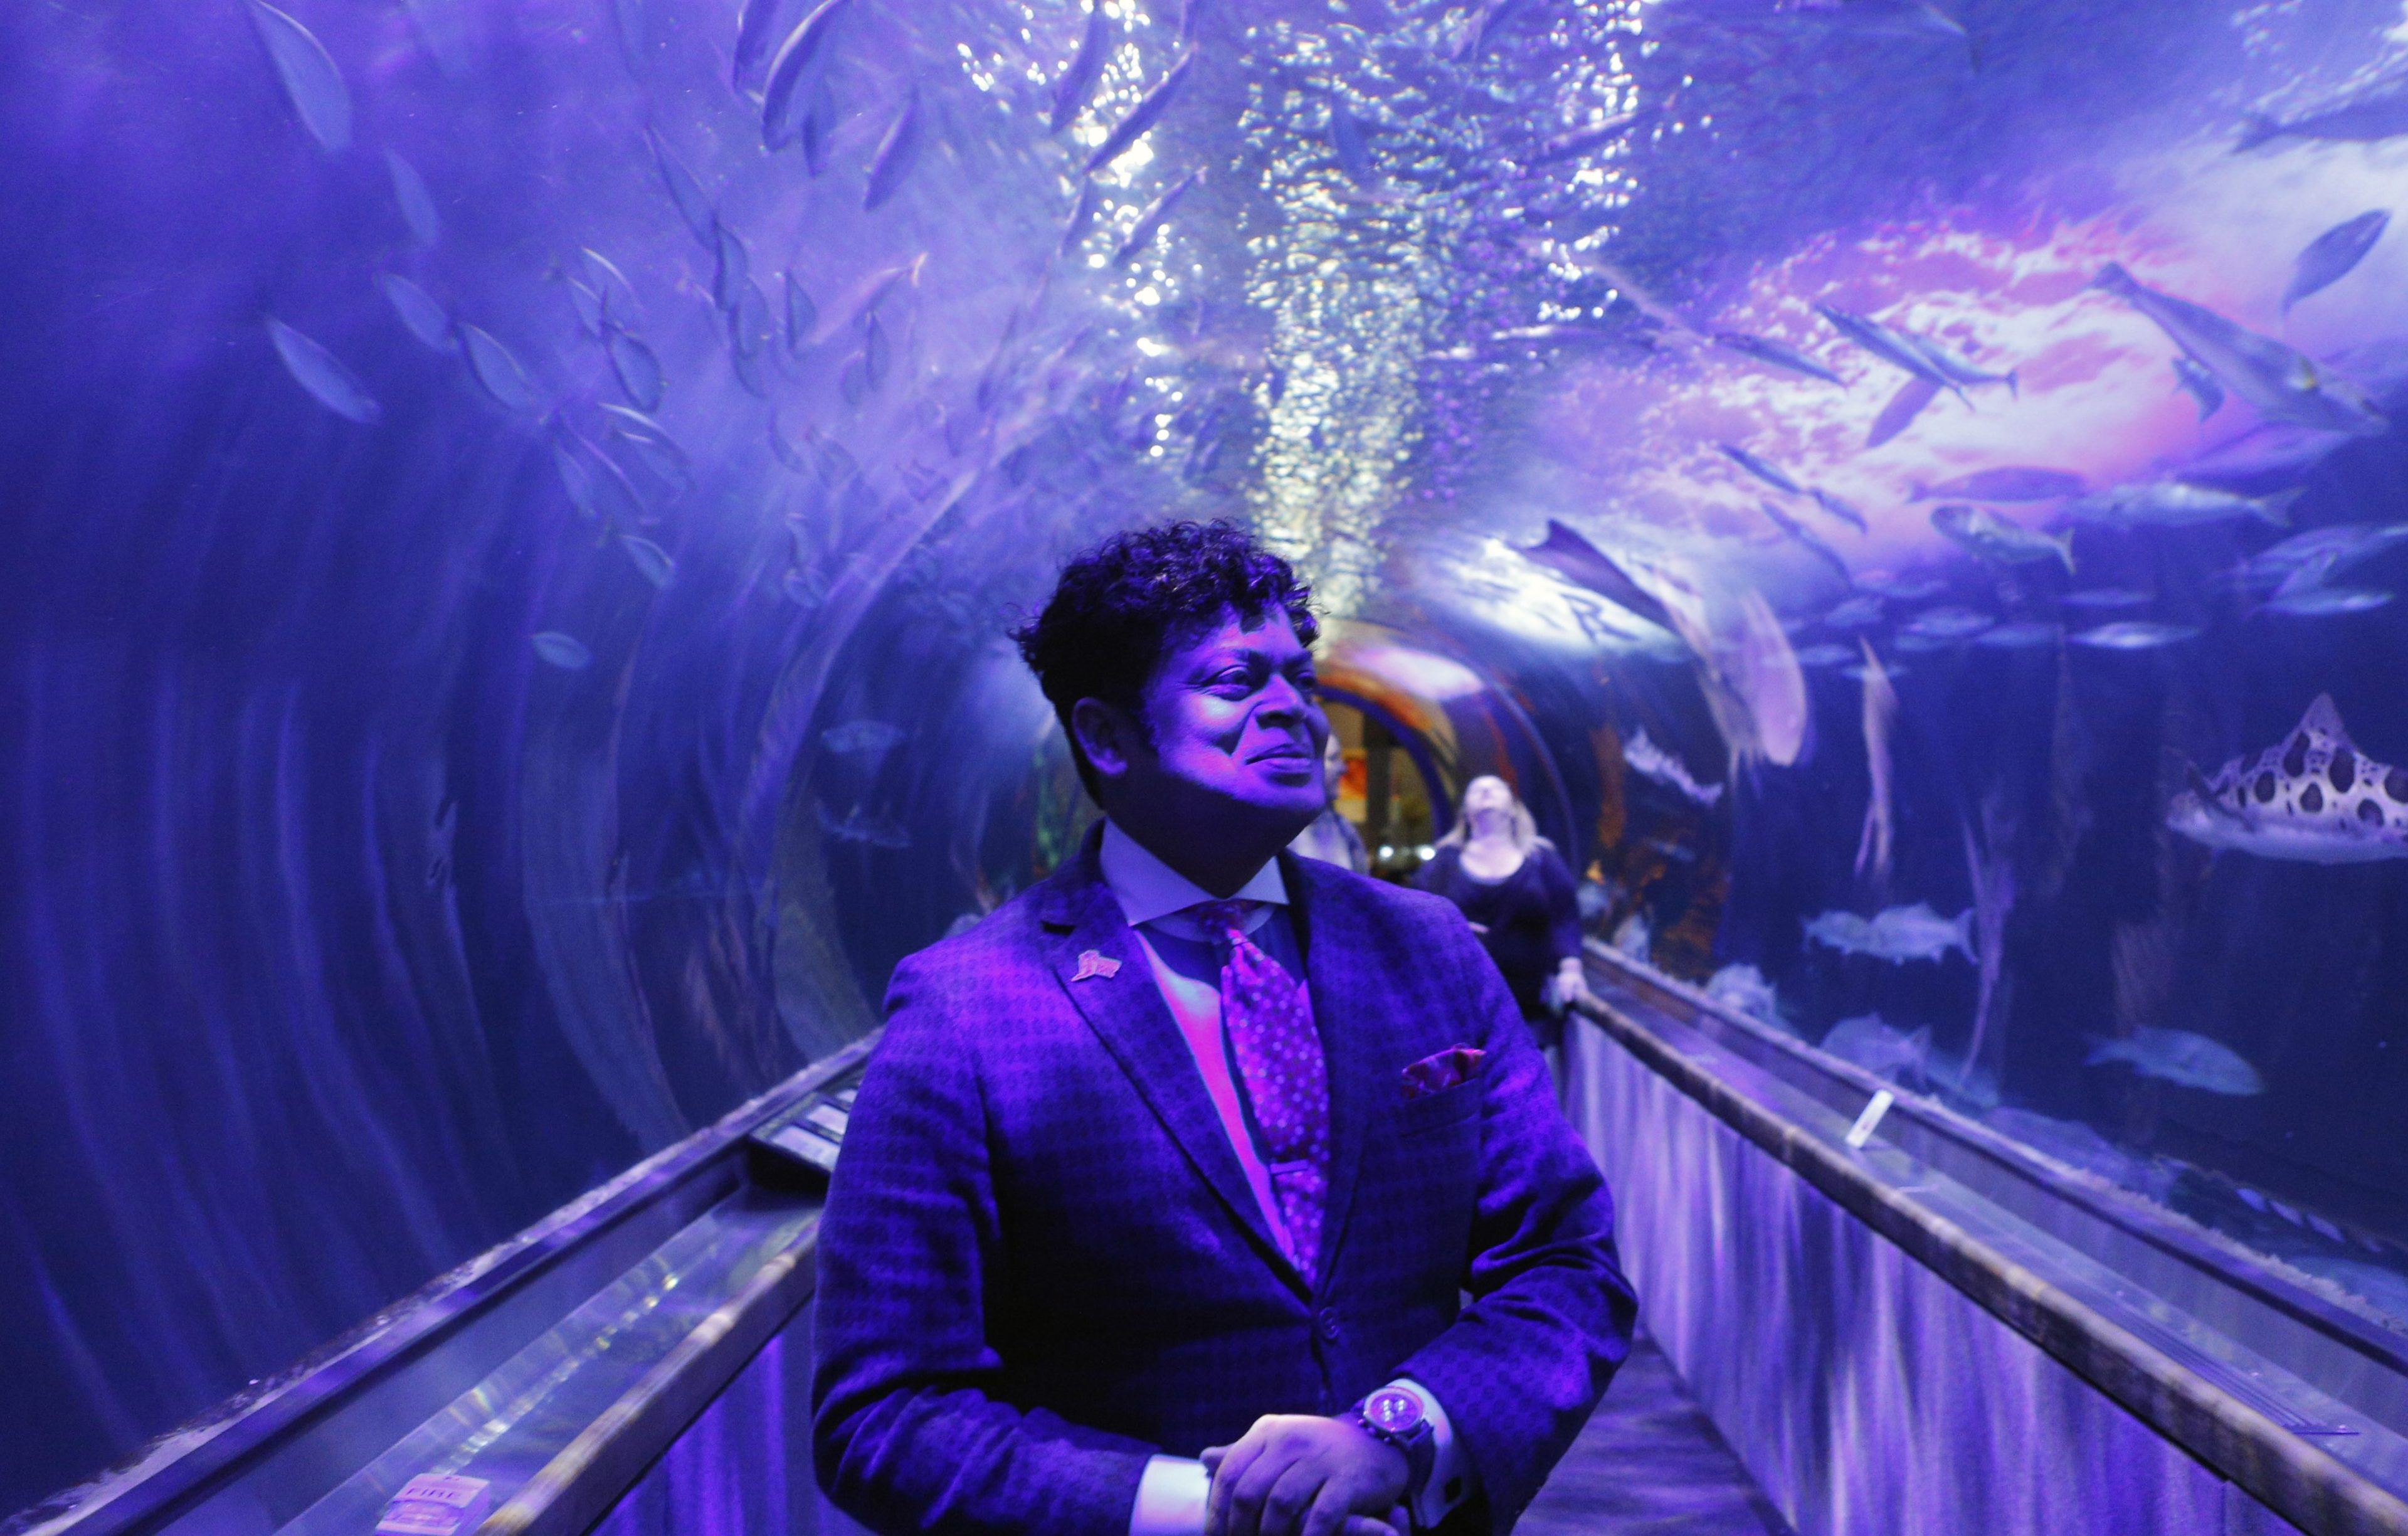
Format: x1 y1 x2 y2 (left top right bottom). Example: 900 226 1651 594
1464 776 1514 822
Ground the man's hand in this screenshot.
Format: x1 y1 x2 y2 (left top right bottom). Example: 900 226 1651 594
1201 1415 1409 1536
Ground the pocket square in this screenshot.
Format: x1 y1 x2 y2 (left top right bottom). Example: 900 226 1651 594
1401 1045 1486 1100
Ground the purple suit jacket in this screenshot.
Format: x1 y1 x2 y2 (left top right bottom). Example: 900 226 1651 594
811 829 1637 1535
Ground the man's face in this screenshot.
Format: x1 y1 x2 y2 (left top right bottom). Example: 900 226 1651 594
1127 606 1331 833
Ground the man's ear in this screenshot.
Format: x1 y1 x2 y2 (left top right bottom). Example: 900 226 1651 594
1070 697 1143 783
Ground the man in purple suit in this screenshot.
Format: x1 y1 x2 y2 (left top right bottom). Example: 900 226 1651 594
813 522 1635 1536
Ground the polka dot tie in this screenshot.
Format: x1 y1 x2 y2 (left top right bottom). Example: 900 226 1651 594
1189 899 1330 1283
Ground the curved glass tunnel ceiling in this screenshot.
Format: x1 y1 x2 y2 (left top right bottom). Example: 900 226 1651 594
6 0 2408 1519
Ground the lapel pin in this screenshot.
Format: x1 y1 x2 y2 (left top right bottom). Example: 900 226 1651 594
1072 949 1122 982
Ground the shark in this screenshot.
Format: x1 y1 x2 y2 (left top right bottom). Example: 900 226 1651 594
2168 695 2408 863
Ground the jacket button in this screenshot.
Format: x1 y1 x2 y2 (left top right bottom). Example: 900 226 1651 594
1315 1308 1341 1343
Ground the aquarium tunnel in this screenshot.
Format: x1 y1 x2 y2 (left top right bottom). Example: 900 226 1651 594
9 0 2408 1531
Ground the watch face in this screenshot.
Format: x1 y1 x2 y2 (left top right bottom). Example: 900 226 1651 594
1363 1387 1425 1434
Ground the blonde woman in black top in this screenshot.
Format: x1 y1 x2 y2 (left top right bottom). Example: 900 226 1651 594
1416 775 1591 1052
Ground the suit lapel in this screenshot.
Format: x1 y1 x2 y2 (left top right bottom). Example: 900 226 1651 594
1284 854 1375 1298
1040 842 1305 1292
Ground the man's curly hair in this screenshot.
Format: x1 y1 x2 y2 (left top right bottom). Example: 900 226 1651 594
1011 520 1318 798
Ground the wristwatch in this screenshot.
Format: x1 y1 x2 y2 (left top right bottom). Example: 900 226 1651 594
1353 1385 1437 1513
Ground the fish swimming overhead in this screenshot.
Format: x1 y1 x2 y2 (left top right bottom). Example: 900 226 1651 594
863 90 922 211
1823 594 1883 628
1713 331 1846 384
1624 728 1725 806
2237 80 2408 151
2067 621 2198 650
1050 1 1111 133
1720 442 1804 494
1866 374 1941 448
1114 169 1201 265
761 0 855 151
2088 263 2388 437
1931 504 2074 573
2086 1028 2264 1095
1899 604 1992 640
2064 481 2298 529
385 151 441 248
2236 523 2408 592
1809 489 1869 534
1816 304 1956 393
2284 211 2389 314
267 318 380 424
2168 694 2408 863
1912 467 2085 503
1087 48 1196 172
1519 520 1679 633
1904 332 2017 396
379 274 453 352
1757 501 1853 584
1803 901 1975 963
246 1 351 153
2261 586 2394 616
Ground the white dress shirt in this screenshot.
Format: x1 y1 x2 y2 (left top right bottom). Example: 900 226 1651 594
1099 822 1474 1536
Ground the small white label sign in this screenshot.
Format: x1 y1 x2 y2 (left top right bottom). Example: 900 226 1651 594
1844 1089 1896 1150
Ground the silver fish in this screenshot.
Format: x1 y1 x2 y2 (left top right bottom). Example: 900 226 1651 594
1901 604 1992 640
246 1 351 152
1906 332 2017 396
2237 82 2408 152
458 325 537 413
1792 642 1856 666
1721 442 1803 494
2088 263 2387 437
1819 1015 1933 1082
1758 501 1852 585
1087 48 1196 173
1975 620 2062 649
267 317 379 424
763 0 855 152
551 428 645 529
863 88 922 212
647 128 717 244
2171 356 2224 420
1115 169 1201 265
1867 374 1941 447
2237 523 2408 591
1823 595 1884 628
1051 3 1111 133
605 326 663 412
1713 331 1846 385
2283 211 2389 313
1931 504 2074 573
385 150 441 247
2061 587 2154 610
1804 902 1975 963
379 274 453 352
2086 1029 2264 1095
2169 695 2408 863
1519 520 1679 633
581 248 642 324
818 802 912 849
531 631 594 670
785 272 819 352
823 719 906 755
1809 489 1868 534
1857 571 1946 601
563 277 606 339
2065 482 2299 528
731 0 787 83
1912 467 2084 502
2262 586 2392 617
2068 621 2197 650
1820 304 1951 386
712 220 751 313
1624 727 1724 806
620 535 675 588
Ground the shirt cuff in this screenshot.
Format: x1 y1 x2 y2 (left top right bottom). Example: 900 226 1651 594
1391 1376 1476 1528
1129 1454 1210 1536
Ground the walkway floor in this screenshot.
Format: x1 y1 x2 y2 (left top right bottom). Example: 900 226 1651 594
1518 1335 1795 1536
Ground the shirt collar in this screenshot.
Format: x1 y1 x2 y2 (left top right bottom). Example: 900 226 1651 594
1100 819 1288 931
